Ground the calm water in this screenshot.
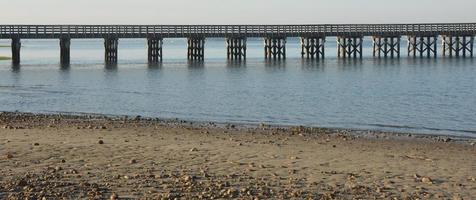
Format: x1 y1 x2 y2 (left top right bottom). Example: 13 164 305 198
0 38 475 137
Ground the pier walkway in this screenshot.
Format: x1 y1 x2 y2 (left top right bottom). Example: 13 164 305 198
1 24 475 65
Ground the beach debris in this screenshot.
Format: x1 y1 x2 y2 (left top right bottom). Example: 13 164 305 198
437 137 452 142
405 155 433 162
110 193 119 200
2 125 14 129
181 175 194 183
98 140 104 144
414 174 433 184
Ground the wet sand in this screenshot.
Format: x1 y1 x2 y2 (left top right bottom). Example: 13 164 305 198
0 112 475 199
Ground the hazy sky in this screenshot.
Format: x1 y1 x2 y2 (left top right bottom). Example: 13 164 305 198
2 0 476 24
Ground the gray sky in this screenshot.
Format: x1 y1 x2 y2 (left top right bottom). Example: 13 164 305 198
2 0 476 24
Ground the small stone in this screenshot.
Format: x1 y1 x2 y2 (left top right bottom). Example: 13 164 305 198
6 153 13 159
61 159 66 163
421 177 433 184
190 148 198 152
226 188 238 197
110 193 118 200
33 143 40 146
101 126 107 130
129 159 137 164
98 140 104 144
182 175 193 182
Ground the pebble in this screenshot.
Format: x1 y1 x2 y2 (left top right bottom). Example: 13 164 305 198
6 153 13 159
110 193 119 200
190 148 198 152
33 143 40 146
129 159 137 164
421 177 433 184
98 140 104 144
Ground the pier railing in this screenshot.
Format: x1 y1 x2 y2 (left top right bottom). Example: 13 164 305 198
1 23 475 38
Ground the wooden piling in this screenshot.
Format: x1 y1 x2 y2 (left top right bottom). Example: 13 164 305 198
264 37 286 60
104 37 118 65
300 37 325 59
11 38 21 66
147 37 163 63
187 37 205 61
407 36 437 58
372 36 401 58
60 38 71 66
226 37 247 60
442 35 473 58
337 36 363 59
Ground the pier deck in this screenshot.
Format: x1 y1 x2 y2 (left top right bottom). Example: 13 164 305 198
1 24 475 65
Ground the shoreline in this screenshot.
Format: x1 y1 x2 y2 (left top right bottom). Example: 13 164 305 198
1 111 475 199
1 111 475 142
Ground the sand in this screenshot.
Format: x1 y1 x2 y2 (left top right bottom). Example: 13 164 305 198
0 112 475 199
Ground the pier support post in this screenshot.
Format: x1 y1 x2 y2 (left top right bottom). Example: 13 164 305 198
407 36 437 58
147 37 163 63
60 38 71 66
187 37 205 61
11 38 21 66
372 36 401 58
337 36 363 59
264 37 286 60
104 38 118 65
226 37 247 60
301 37 325 59
442 35 474 58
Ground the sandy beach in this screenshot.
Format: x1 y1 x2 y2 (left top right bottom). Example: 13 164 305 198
0 112 475 199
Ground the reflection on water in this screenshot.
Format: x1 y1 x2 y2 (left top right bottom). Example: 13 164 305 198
0 39 475 137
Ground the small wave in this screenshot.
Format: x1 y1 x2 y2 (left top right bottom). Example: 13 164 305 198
354 122 476 135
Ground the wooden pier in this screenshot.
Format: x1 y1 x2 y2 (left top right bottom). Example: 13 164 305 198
0 23 475 65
